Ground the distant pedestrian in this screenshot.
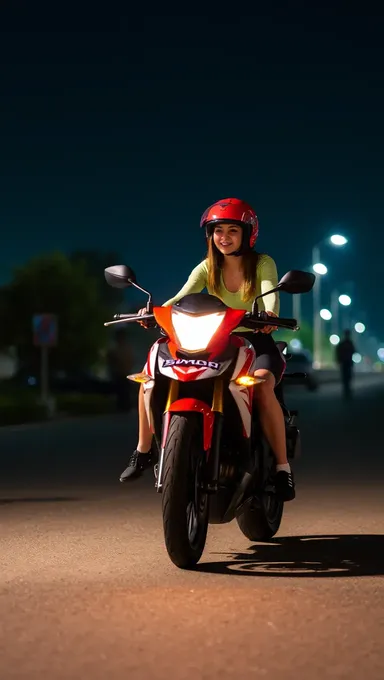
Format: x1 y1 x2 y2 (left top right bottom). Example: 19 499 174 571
335 329 356 398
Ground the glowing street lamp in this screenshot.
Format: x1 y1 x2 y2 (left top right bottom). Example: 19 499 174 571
330 234 348 246
330 334 340 345
313 263 328 275
339 294 352 306
290 339 302 351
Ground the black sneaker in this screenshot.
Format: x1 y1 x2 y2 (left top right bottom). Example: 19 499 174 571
275 470 296 501
119 450 154 482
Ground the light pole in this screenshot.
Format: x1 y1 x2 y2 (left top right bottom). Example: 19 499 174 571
338 294 352 331
330 289 353 336
311 235 348 368
331 289 339 335
312 246 327 368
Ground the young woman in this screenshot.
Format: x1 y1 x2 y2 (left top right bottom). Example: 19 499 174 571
120 198 295 501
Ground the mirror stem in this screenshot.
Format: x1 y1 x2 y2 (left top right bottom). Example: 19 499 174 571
252 283 281 315
129 279 151 297
128 279 153 313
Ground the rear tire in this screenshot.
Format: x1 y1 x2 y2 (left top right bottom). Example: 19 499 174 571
237 438 284 541
307 377 318 391
237 493 283 541
162 414 209 568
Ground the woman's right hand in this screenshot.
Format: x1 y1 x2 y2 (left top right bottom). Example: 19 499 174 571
137 307 149 328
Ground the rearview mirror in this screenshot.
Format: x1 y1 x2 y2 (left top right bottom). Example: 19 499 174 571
278 270 315 294
104 265 137 289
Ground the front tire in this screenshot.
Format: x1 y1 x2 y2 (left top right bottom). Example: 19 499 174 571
162 414 209 568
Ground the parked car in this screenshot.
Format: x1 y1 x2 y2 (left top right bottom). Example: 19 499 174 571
285 349 319 391
11 368 114 395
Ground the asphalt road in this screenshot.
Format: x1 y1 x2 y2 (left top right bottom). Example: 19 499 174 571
1 375 384 679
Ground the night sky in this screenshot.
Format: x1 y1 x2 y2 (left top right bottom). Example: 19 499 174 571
1 5 384 339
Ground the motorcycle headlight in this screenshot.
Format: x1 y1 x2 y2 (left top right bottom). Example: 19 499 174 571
171 310 225 352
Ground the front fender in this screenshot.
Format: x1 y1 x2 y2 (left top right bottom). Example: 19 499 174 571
156 398 215 493
164 398 214 451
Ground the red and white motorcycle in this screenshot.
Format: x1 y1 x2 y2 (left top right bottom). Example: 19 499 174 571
104 265 315 569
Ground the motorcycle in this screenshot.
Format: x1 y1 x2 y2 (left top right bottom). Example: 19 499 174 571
104 265 315 569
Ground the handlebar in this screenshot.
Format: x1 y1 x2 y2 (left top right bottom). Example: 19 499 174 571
104 313 155 327
104 310 299 331
244 311 299 331
113 313 144 320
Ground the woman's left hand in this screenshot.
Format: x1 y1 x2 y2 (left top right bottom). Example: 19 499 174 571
260 310 278 334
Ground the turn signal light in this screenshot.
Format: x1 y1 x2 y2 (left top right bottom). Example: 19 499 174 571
235 375 265 387
126 372 151 384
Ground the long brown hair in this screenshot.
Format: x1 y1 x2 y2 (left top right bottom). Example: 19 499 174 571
206 238 260 302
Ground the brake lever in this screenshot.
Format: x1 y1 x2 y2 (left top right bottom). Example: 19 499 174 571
104 313 155 327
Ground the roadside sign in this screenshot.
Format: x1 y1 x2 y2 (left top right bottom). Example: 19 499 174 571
33 314 58 347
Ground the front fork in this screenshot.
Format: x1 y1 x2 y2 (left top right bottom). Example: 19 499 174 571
155 379 224 493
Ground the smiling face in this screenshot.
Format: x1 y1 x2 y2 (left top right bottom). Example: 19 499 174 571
212 223 243 256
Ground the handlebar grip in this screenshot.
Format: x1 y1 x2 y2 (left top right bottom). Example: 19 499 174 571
113 313 141 320
272 317 299 329
244 312 299 330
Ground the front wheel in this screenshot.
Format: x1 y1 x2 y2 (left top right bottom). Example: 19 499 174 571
162 414 209 568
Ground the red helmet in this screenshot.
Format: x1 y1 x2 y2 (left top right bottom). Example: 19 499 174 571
200 198 259 250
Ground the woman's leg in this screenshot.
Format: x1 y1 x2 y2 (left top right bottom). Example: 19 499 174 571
253 369 288 465
242 332 295 500
120 385 154 482
137 384 153 452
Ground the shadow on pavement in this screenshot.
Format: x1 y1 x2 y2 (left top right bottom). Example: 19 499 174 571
198 534 384 578
0 496 81 504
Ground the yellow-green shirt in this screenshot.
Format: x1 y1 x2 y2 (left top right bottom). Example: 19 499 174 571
163 254 279 332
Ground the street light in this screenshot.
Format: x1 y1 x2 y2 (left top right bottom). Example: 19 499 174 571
377 348 384 362
311 235 347 368
355 322 366 334
320 308 332 320
331 290 353 334
290 338 302 351
313 262 328 275
330 234 348 246
330 334 340 345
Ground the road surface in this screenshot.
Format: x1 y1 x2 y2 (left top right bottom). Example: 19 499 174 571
1 375 383 679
